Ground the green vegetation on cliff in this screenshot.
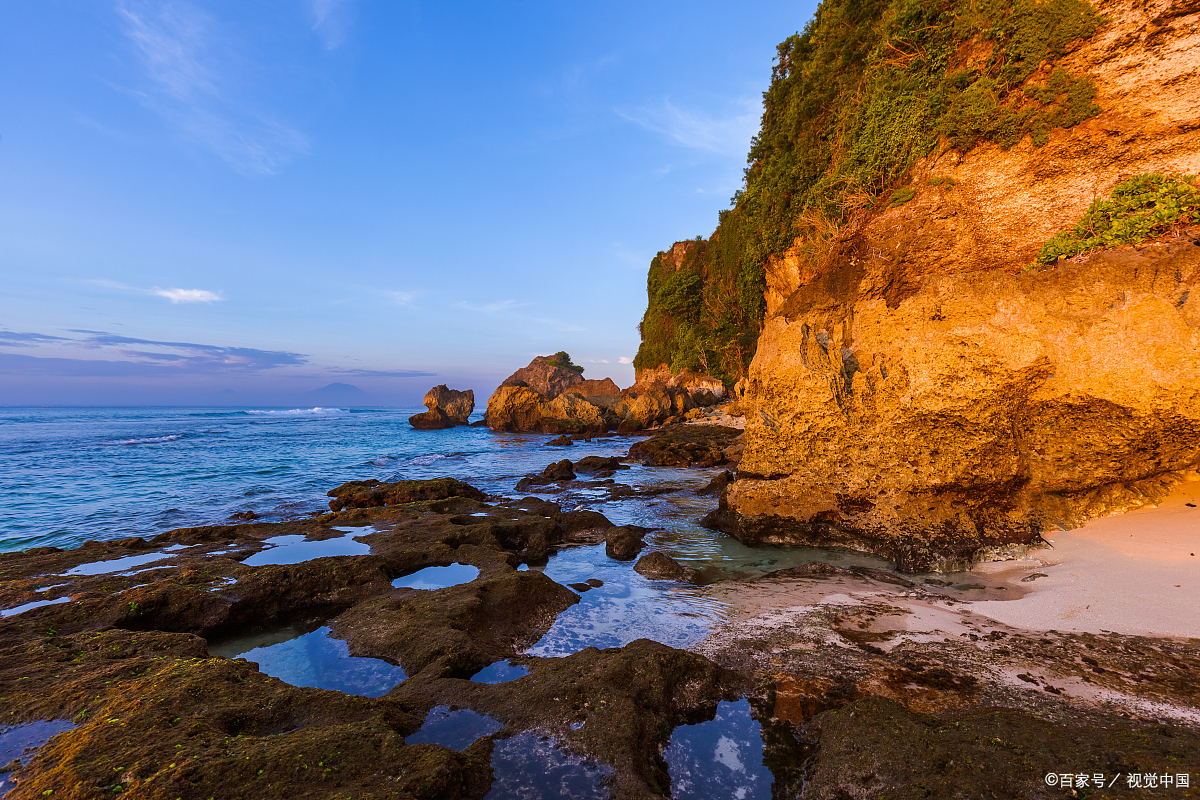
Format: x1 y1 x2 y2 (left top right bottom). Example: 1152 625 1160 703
635 0 1104 381
1035 174 1200 266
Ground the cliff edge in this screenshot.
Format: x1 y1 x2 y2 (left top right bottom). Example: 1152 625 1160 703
641 0 1200 570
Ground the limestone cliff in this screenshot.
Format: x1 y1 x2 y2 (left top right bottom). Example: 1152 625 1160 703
646 0 1200 569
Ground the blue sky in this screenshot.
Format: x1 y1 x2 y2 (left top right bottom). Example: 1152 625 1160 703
1 0 816 407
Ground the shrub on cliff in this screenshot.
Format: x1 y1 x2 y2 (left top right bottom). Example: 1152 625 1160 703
635 0 1105 381
1034 174 1200 266
550 351 584 375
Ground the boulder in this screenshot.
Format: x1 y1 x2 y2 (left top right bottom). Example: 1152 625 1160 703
633 551 692 581
409 385 474 429
539 392 606 435
484 385 607 434
541 459 576 481
327 477 486 511
574 456 627 474
698 470 734 496
632 365 729 403
574 378 621 397
501 355 584 399
546 435 573 446
484 385 545 431
627 426 741 467
604 526 648 561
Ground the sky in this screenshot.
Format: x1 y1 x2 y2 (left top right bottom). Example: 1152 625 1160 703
0 0 817 407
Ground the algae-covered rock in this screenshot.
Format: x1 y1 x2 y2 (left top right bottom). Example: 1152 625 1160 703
627 425 742 467
605 526 648 561
633 551 693 581
327 477 486 511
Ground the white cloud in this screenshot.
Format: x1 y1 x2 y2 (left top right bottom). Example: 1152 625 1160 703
311 0 354 49
153 288 222 303
618 98 760 156
618 356 632 364
114 0 309 175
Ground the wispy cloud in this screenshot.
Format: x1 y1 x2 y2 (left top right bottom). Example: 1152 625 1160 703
311 0 354 49
88 279 223 304
0 328 441 380
153 288 221 303
329 367 437 378
618 356 632 364
114 0 309 175
618 98 760 156
67 330 307 370
0 331 69 347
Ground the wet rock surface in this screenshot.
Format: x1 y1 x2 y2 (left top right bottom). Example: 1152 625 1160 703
0 480 745 800
605 526 650 561
3 470 1199 798
633 552 693 581
627 425 743 468
327 477 487 512
693 567 1200 799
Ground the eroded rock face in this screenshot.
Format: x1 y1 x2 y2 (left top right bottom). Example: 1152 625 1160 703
729 234 1200 571
716 0 1200 571
501 355 585 399
484 385 607 435
408 384 475 429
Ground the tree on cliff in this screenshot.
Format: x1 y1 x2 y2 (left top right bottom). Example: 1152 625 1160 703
551 351 584 375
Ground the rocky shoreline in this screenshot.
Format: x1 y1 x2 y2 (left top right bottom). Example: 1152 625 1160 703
2 427 1197 798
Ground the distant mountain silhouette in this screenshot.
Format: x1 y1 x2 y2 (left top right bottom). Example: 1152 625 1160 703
305 382 370 405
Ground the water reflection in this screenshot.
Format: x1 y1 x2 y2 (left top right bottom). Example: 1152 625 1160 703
525 544 729 657
392 563 479 590
470 660 531 684
664 699 771 800
209 625 405 697
406 705 503 750
241 527 374 567
0 719 76 794
0 596 71 618
484 731 612 800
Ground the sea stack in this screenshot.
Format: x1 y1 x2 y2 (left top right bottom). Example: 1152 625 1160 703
408 385 475 429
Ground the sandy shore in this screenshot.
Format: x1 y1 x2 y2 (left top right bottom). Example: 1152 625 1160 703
965 479 1200 639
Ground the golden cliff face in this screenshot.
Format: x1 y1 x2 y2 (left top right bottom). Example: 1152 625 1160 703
727 0 1200 571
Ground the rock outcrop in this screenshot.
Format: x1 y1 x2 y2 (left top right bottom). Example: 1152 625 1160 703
501 355 584 399
712 0 1200 571
485 356 610 433
408 385 475 429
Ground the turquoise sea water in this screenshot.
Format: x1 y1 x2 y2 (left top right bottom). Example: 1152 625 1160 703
0 406 627 552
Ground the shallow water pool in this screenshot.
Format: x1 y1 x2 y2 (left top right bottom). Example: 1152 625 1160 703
470 660 531 684
664 699 771 800
392 562 479 590
484 731 612 800
0 719 76 794
406 705 503 751
241 527 374 567
209 625 406 696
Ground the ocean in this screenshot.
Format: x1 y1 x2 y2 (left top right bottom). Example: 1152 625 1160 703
0 405 889 573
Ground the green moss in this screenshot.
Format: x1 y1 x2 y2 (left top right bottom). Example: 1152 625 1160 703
635 0 1106 380
889 186 918 207
1033 174 1200 266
